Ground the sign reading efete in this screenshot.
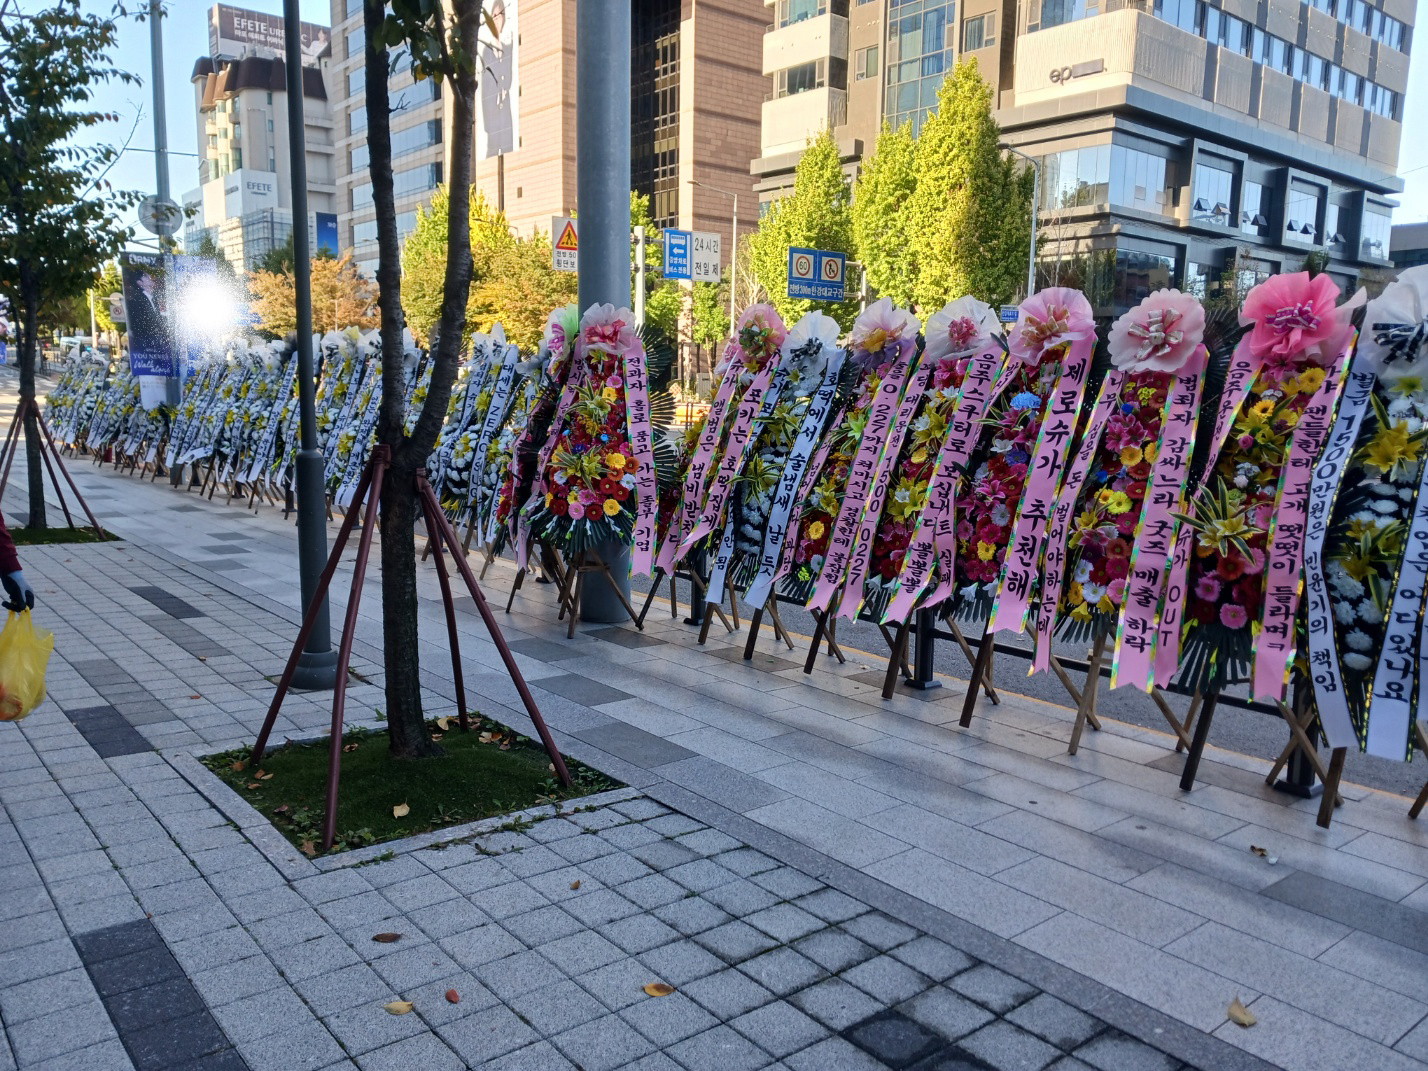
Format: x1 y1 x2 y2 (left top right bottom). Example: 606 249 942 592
787 247 846 302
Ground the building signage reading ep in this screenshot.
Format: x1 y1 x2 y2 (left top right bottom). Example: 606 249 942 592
663 229 722 282
786 247 845 302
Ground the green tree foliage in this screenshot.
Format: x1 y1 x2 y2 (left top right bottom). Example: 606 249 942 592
89 260 123 335
401 186 514 344
851 121 918 308
468 225 577 348
189 232 238 279
747 129 858 328
0 0 143 527
644 284 681 338
907 59 1033 310
691 280 728 345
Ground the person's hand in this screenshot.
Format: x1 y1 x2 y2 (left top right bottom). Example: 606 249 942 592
2 571 34 612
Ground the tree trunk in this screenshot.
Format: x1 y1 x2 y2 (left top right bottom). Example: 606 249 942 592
19 283 45 530
364 1 481 758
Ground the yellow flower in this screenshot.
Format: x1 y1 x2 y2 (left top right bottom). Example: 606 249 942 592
606 452 626 470
1252 400 1274 418
911 448 928 464
1069 582 1085 605
1143 442 1159 463
1364 423 1420 474
601 386 618 402
602 498 621 517
807 520 826 541
1105 491 1133 515
1281 410 1299 428
567 490 581 507
1297 367 1326 394
976 541 997 562
544 492 554 507
1071 602 1092 621
1120 446 1143 467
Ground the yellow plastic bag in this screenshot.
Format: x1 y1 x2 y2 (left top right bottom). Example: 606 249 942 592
0 611 53 722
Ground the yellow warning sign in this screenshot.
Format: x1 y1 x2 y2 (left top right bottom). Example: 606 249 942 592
551 216 578 272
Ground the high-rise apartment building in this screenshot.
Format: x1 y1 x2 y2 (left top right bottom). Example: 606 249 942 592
330 0 766 281
184 5 338 271
753 0 1414 312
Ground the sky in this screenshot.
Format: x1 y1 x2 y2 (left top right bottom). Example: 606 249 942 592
39 0 1428 231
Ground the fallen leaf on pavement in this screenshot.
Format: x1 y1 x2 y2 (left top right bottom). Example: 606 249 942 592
230 760 246 772
393 803 410 818
431 733 444 741
1227 997 1257 1027
343 743 360 753
1250 845 1267 857
383 1001 414 1016
189 695 202 700
299 840 317 857
197 656 207 662
445 989 460 1004
436 717 452 731
246 783 260 790
256 771 273 781
643 983 675 997
372 933 403 943
570 880 582 891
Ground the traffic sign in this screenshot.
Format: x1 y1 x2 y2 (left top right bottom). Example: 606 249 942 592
999 305 1019 324
664 230 691 280
552 216 578 273
139 195 183 237
787 247 846 302
687 231 721 282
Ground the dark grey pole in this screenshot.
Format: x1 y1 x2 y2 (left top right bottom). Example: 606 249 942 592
576 0 633 621
149 0 181 412
283 0 337 689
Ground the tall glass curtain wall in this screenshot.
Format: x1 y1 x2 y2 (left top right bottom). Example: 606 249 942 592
632 0 681 231
886 0 956 134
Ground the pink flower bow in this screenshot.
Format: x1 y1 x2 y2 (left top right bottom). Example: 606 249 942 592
1008 288 1094 366
1108 289 1205 373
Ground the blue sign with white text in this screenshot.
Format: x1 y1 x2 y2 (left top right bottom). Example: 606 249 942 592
664 229 691 281
787 247 846 302
316 212 340 256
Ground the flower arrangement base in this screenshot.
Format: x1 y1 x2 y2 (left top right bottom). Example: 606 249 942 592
503 543 570 615
958 622 1002 729
553 549 644 640
633 567 734 635
695 583 744 646
248 445 573 852
799 608 852 674
740 602 797 661
0 396 103 533
1066 634 1110 755
1410 723 1428 819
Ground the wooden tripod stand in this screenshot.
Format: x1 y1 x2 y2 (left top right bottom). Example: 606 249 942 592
250 444 572 852
0 396 102 531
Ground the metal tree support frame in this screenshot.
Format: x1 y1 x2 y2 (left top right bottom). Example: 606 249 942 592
0 397 103 532
250 445 572 852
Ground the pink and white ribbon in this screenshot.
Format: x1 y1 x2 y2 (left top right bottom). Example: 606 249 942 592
656 363 741 571
988 335 1096 634
624 341 660 577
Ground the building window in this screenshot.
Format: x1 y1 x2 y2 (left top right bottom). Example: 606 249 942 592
1039 145 1111 210
350 107 367 134
347 27 365 57
232 148 242 170
1323 202 1344 249
348 68 365 97
208 134 218 148
1191 158 1234 226
351 211 417 245
346 0 362 16
1240 179 1268 236
963 12 995 50
1153 0 1196 33
1361 204 1392 260
885 3 955 134
855 45 879 79
1115 247 1177 307
775 0 846 24
1109 145 1174 215
1184 261 1212 300
1284 182 1321 243
776 60 823 97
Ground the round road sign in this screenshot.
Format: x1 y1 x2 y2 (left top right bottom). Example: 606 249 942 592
792 253 813 279
822 257 843 283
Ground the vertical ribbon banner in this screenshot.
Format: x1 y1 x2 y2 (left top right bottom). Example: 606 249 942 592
516 364 585 570
988 334 1095 634
1111 350 1208 691
1305 365 1376 749
808 358 916 613
244 355 298 483
467 344 521 514
1251 349 1349 703
336 373 384 510
839 356 933 621
1369 433 1428 759
680 362 779 554
1030 370 1126 673
658 363 741 570
744 349 846 610
1152 339 1263 687
624 339 659 577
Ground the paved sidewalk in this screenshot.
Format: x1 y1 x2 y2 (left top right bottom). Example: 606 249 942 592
2 373 1427 1070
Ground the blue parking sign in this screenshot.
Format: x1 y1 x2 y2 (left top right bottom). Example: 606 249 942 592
787 247 846 302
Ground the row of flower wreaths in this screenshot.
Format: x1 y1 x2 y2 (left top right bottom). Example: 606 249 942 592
41 268 1428 765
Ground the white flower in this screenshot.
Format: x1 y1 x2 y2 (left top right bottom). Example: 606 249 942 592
1399 486 1416 502
1334 601 1358 625
1081 581 1107 603
1329 567 1365 600
620 473 637 489
1371 499 1398 515
1344 652 1374 671
1359 601 1385 625
894 488 912 504
1074 560 1092 583
1345 628 1374 651
991 503 1011 526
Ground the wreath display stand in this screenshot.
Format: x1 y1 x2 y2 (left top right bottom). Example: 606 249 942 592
0 397 103 531
249 445 572 852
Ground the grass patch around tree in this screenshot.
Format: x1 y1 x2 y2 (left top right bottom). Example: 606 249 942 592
11 525 118 546
202 713 621 855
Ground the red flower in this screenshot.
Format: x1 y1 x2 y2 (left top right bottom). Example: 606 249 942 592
551 497 568 516
598 477 617 495
1106 538 1130 560
613 484 631 501
1216 555 1245 581
584 504 603 521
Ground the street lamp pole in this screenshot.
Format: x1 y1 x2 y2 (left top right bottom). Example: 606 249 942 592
282 0 336 689
1003 144 1040 299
